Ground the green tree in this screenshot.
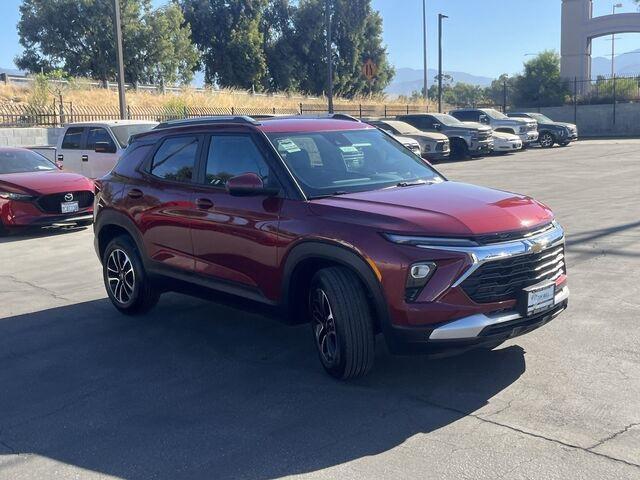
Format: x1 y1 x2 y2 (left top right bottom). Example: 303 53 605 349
511 51 570 107
484 74 518 107
180 0 269 90
16 0 198 85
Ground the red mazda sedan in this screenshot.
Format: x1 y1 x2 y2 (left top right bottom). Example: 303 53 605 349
0 147 94 234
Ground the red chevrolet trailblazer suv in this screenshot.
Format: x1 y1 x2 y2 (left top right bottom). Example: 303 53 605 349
93 115 568 379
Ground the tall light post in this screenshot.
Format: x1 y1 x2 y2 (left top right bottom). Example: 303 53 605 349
437 13 448 113
326 0 334 114
422 0 428 102
113 0 127 119
611 3 623 77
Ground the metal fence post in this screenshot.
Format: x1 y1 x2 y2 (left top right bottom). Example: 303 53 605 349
573 77 578 125
231 106 235 116
384 105 387 118
359 104 362 119
406 105 409 114
58 94 65 125
299 102 303 115
127 104 131 120
183 106 188 119
613 75 617 125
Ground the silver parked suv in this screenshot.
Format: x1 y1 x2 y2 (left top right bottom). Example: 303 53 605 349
450 108 539 147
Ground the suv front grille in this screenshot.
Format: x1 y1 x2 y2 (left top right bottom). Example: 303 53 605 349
37 191 94 213
477 131 492 140
461 244 565 304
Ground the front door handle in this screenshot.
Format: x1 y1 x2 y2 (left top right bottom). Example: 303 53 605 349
81 154 89 162
127 188 143 199
196 198 214 210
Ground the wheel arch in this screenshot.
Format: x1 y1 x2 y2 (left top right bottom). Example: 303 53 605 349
281 241 390 332
94 209 145 262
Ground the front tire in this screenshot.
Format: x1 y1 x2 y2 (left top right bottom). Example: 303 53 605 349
309 267 375 380
450 138 469 160
539 132 555 148
103 235 160 315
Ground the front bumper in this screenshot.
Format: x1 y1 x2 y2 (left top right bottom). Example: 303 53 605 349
0 199 93 228
519 131 539 144
424 151 450 161
493 140 522 152
469 139 494 154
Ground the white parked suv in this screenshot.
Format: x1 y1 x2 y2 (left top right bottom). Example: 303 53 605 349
492 131 523 154
56 120 158 178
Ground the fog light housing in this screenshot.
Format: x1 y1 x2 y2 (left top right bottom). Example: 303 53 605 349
405 262 436 302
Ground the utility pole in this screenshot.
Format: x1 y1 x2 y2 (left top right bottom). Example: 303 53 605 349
326 0 334 114
438 13 448 113
113 0 127 119
611 4 623 78
422 0 428 101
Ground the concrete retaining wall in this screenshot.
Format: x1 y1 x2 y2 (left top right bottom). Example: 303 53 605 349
511 103 640 137
0 127 64 148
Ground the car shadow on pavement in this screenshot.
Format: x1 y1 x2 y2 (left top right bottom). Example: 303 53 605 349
0 294 526 480
0 225 90 244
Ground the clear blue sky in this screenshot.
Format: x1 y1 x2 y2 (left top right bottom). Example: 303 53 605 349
0 0 638 78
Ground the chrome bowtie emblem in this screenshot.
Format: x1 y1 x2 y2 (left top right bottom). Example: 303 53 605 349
530 242 544 254
64 193 74 202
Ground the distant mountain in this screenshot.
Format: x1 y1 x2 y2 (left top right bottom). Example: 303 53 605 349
386 67 494 97
0 67 24 76
591 49 640 77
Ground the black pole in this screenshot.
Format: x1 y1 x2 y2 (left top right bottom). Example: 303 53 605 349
422 0 428 101
612 75 616 125
437 14 448 113
113 0 127 119
326 0 334 114
502 81 507 112
573 76 578 125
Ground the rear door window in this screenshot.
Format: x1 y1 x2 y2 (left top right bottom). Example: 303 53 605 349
150 136 199 183
61 127 85 149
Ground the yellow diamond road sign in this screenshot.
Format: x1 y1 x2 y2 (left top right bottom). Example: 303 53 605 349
362 59 378 82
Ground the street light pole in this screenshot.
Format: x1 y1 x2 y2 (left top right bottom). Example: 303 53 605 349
611 3 623 77
438 13 448 113
113 0 127 119
326 0 334 114
422 0 428 102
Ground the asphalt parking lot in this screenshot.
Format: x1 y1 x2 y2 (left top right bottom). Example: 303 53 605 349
1 139 639 480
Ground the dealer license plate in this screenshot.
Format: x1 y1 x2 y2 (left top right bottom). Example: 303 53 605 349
525 283 556 316
61 201 79 214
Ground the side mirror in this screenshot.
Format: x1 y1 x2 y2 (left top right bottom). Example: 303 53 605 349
226 172 279 197
479 115 489 124
433 123 441 130
95 142 117 154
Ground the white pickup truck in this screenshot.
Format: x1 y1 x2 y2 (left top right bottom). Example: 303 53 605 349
49 120 158 178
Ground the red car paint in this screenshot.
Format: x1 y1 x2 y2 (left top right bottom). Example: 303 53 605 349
0 147 94 229
94 118 568 354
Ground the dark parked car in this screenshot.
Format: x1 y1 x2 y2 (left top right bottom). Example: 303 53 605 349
507 112 578 148
94 116 569 379
0 147 94 234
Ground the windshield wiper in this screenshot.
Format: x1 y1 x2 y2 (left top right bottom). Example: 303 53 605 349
308 190 349 200
396 180 431 187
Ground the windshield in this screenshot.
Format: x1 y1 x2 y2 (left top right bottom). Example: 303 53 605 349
0 149 57 174
267 129 444 198
483 109 508 120
431 114 464 126
111 124 157 148
384 121 419 135
529 113 553 123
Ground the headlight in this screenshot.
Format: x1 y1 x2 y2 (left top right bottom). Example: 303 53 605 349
405 261 437 302
0 192 35 201
383 233 479 248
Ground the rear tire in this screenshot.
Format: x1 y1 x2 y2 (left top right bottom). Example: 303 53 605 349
539 132 555 148
102 234 160 315
309 267 375 380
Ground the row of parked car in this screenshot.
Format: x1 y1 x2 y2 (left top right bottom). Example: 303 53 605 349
368 109 578 162
29 109 579 182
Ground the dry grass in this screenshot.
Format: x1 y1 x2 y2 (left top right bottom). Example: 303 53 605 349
0 82 431 111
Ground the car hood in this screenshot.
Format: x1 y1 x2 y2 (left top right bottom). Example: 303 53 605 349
0 171 94 196
394 135 420 146
310 181 554 236
556 122 577 129
444 122 491 134
402 131 448 142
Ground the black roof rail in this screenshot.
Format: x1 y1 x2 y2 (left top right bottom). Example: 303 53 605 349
153 116 260 130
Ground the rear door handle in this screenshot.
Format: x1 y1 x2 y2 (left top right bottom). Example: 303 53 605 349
196 198 214 210
81 154 88 162
127 188 143 199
